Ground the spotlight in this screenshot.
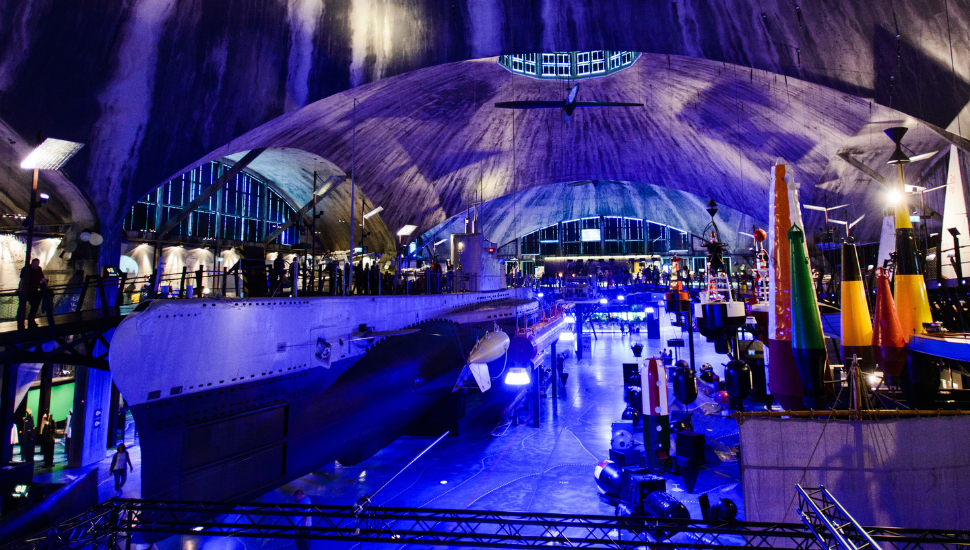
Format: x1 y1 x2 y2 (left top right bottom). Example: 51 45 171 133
538 292 544 298
505 366 531 386
20 138 84 170
599 298 608 305
617 295 625 302
887 189 903 206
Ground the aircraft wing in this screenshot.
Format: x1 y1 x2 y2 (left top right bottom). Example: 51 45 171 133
574 101 644 107
494 101 564 109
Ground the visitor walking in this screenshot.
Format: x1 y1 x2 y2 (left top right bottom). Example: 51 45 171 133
110 443 134 495
294 489 312 550
17 258 46 329
39 413 55 467
21 409 35 463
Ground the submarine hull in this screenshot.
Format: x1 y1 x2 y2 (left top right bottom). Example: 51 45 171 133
110 290 530 501
133 318 478 501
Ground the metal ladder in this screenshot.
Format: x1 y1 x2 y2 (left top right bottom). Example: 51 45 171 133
796 485 882 550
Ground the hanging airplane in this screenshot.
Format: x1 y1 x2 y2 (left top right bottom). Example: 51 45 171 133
494 83 643 123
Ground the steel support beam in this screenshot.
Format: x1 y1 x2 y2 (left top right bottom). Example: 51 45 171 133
0 363 16 464
837 151 891 188
923 120 970 156
262 175 345 245
156 148 266 237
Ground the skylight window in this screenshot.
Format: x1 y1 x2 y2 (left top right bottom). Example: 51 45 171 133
499 51 639 80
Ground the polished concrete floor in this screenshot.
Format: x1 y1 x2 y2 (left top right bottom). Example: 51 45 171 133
268 327 744 517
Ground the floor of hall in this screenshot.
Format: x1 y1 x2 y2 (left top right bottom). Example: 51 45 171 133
152 319 755 550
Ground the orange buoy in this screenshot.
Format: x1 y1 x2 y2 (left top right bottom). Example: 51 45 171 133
872 267 907 376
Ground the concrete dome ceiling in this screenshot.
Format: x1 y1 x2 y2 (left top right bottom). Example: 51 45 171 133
180 53 951 246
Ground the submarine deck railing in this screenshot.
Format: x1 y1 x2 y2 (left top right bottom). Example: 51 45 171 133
5 498 970 550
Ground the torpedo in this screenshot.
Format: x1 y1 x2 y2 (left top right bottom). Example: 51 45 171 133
454 329 511 392
872 267 907 377
789 225 828 409
840 239 873 367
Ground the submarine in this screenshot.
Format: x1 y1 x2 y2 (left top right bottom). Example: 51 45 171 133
108 233 541 501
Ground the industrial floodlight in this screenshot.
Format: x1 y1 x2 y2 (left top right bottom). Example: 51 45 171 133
397 225 417 237
887 189 903 206
504 366 531 386
363 206 384 219
21 138 84 170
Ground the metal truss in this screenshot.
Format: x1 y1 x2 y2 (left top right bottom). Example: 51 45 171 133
797 485 881 550
5 499 970 550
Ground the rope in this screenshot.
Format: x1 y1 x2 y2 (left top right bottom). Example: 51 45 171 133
780 381 846 520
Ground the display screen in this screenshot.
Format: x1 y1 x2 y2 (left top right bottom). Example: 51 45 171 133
581 228 600 242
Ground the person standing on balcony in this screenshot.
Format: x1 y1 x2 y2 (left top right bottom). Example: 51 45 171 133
17 258 46 329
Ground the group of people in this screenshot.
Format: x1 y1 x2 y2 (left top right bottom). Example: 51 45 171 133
10 407 70 468
535 264 694 290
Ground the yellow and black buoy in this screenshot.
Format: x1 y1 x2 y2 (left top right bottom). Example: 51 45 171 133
840 239 873 367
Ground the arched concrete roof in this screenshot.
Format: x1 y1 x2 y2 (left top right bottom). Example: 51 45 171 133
0 0 967 235
182 54 950 244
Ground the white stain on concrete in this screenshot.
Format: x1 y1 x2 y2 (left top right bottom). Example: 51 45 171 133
285 0 323 111
87 0 177 219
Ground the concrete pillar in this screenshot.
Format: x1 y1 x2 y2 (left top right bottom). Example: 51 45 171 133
68 367 113 468
531 360 541 428
37 363 53 423
0 364 16 464
576 304 585 360
107 383 120 449
550 340 559 400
